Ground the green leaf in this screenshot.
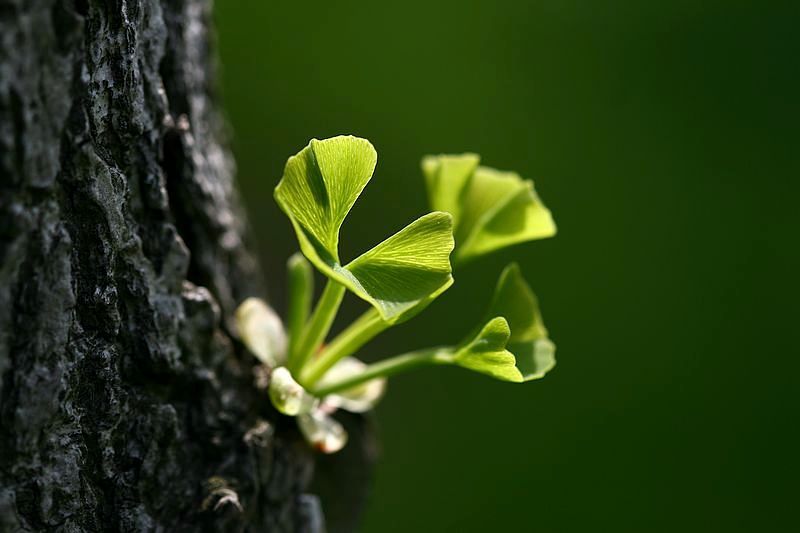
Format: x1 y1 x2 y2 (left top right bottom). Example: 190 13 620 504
276 137 455 323
457 168 556 263
485 263 556 381
301 265 555 388
452 317 523 382
341 212 454 323
422 154 556 264
421 153 480 227
508 337 557 381
451 263 556 382
275 136 377 265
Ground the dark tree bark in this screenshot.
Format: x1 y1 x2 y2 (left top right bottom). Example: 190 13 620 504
0 1 372 531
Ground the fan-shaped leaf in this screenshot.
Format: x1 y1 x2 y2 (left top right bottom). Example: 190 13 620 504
421 153 480 226
275 136 377 264
422 154 556 264
287 197 454 323
452 317 523 382
452 264 556 382
277 137 455 323
341 212 454 322
457 168 556 263
485 263 556 381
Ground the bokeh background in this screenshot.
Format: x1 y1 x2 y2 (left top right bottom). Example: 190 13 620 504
215 1 798 531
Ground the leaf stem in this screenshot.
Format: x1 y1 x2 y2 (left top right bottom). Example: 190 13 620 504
286 253 314 370
300 309 388 386
291 280 345 374
310 347 453 397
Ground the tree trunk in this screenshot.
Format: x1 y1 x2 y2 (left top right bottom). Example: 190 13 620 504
0 1 372 531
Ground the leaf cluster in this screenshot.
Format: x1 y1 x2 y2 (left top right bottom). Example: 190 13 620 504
236 136 557 453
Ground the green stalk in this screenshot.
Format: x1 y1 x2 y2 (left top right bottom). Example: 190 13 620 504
310 347 452 397
299 309 389 386
290 280 345 374
286 253 314 370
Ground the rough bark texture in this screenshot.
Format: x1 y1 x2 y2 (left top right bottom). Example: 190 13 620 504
0 1 372 531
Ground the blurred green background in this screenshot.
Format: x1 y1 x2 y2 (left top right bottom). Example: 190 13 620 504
215 1 798 531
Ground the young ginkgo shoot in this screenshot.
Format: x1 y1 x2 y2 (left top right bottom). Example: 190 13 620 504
235 135 557 453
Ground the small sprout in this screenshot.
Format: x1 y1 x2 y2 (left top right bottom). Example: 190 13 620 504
422 154 556 264
235 135 559 454
297 410 348 454
268 367 317 416
316 357 386 413
235 297 286 367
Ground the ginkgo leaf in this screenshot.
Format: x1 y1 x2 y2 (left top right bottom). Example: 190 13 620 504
275 136 377 265
484 263 556 381
452 317 523 382
449 264 555 382
340 212 454 323
235 298 287 367
421 153 480 227
508 337 556 381
291 212 454 324
306 264 556 391
457 167 556 263
276 137 455 323
422 154 556 264
316 357 387 413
